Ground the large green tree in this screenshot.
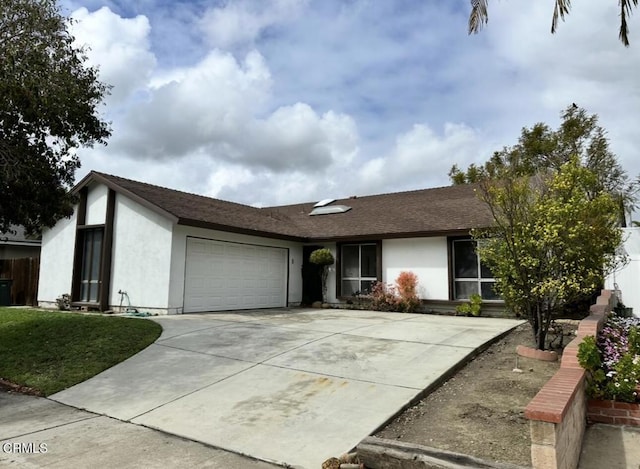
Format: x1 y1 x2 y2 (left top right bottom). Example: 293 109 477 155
0 0 111 235
449 104 639 223
474 158 623 350
469 0 638 46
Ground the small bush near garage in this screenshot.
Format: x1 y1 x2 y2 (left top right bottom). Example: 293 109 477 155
0 308 162 396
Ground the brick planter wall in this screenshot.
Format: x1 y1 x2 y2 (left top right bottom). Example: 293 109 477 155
587 399 640 426
524 289 616 469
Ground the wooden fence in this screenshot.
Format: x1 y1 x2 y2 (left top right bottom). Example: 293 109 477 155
0 257 40 306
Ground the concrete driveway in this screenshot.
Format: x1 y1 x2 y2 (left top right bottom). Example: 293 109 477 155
0 392 278 469
50 309 521 468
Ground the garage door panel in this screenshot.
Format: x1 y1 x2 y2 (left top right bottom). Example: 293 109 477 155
184 238 287 313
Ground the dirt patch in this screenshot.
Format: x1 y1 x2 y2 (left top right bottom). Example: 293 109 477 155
375 322 576 467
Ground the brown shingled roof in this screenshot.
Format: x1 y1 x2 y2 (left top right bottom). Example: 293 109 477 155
77 172 306 241
270 184 493 241
75 171 492 241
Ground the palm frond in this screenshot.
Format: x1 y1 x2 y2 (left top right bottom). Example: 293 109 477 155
551 0 572 33
469 0 489 35
619 0 639 46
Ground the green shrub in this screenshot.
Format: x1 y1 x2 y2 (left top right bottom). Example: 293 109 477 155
456 293 482 316
309 248 334 266
309 248 334 303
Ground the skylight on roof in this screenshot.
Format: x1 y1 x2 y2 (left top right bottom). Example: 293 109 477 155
309 205 351 216
314 198 336 208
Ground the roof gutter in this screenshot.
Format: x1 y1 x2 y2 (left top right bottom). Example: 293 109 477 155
306 228 485 243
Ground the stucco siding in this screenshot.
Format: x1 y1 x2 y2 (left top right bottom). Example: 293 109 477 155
382 237 449 300
37 212 77 307
169 226 304 313
85 183 108 225
110 194 173 312
605 227 640 317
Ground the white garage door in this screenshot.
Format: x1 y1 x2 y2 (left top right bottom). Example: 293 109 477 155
184 237 288 313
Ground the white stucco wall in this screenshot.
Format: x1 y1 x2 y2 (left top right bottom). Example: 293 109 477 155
38 184 174 312
39 183 109 307
38 180 459 312
110 194 174 312
37 212 77 307
382 237 450 300
85 183 108 225
605 228 640 317
169 226 304 313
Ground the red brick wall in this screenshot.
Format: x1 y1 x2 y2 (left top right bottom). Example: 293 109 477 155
587 399 640 426
525 289 616 469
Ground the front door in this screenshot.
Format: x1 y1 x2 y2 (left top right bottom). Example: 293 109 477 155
301 245 323 305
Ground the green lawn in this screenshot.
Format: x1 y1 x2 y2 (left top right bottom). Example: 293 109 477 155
0 308 162 396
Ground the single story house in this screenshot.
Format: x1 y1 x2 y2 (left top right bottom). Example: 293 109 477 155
0 225 41 260
37 171 501 314
1 226 41 306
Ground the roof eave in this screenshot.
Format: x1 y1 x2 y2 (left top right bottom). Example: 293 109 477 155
307 227 486 243
177 218 308 243
0 240 42 247
74 171 180 224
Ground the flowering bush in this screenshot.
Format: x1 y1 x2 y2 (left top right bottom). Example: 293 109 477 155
395 271 420 313
369 282 401 312
578 316 640 403
367 272 421 313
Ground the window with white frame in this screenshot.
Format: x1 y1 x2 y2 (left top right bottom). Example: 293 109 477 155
341 243 377 296
452 239 499 300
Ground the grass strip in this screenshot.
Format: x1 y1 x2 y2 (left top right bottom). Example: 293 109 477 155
0 308 162 396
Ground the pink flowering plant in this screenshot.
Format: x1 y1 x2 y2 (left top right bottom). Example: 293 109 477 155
367 271 421 313
369 281 401 312
578 316 640 403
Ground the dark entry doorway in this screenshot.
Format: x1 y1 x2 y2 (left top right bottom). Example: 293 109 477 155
301 245 324 305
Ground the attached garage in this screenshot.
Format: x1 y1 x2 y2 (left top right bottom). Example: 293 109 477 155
183 237 289 313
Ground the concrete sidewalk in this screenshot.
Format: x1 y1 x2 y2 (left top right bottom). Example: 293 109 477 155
0 391 278 468
579 424 640 468
47 309 521 468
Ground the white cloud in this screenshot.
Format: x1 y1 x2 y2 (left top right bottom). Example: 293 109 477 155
70 7 156 103
70 0 640 208
199 0 308 49
356 123 487 195
112 49 271 158
244 105 359 170
109 48 358 174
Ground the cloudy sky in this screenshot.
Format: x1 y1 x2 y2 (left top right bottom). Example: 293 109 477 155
59 0 640 207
